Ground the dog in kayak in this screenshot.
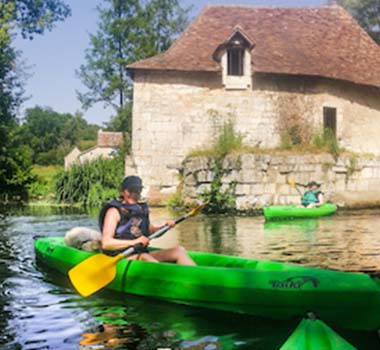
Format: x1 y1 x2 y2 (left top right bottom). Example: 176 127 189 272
64 227 101 252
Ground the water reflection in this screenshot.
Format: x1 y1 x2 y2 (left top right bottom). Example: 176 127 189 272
1 206 380 349
172 211 380 272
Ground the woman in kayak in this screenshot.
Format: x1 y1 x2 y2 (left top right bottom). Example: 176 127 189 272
301 181 324 207
99 175 196 265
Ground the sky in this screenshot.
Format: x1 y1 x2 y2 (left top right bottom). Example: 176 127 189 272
14 0 325 126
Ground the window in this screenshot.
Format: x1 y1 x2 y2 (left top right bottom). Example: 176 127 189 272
323 107 337 137
227 48 244 76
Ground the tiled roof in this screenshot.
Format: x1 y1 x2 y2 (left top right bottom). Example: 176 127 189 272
128 5 380 88
97 130 123 147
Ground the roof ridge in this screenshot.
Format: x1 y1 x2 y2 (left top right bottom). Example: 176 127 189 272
128 4 380 88
202 4 341 10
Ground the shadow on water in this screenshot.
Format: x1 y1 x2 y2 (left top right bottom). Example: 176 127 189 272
1 206 380 349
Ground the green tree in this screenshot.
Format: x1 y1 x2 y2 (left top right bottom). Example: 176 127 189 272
0 3 33 200
77 0 190 134
9 0 71 39
335 0 380 43
104 104 132 132
0 0 70 200
62 112 98 145
144 0 190 53
18 106 99 165
19 106 71 163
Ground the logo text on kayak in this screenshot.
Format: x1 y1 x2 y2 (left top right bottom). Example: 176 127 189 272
269 276 319 289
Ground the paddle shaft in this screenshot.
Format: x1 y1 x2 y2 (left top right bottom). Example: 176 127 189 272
288 177 303 196
120 211 196 258
294 184 303 196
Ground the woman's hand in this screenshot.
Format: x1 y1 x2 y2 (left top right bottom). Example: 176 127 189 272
135 235 150 246
165 220 176 228
150 220 176 234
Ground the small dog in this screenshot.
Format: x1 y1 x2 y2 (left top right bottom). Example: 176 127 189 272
64 227 102 252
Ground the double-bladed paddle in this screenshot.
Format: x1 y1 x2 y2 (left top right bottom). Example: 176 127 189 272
287 177 303 196
68 203 207 297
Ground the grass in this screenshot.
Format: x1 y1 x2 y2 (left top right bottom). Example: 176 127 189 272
32 165 62 183
29 165 63 201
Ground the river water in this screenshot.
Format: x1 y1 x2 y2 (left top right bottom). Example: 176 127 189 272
1 205 380 349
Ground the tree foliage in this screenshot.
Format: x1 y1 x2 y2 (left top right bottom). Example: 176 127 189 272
335 0 380 43
0 2 32 200
0 0 71 200
18 106 99 165
77 0 190 133
9 0 71 39
104 103 132 131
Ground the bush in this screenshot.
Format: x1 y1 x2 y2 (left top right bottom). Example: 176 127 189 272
27 166 61 201
200 160 236 214
215 120 243 157
186 119 242 214
312 128 340 157
55 157 124 207
167 192 185 211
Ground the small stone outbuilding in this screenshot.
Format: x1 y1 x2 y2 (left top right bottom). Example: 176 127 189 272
64 130 123 170
127 4 380 201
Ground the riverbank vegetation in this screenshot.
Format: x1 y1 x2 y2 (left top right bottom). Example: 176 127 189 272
0 1 71 203
198 121 241 213
28 165 62 202
55 157 124 207
173 120 243 213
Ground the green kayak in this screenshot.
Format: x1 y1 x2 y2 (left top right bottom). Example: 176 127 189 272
279 315 357 350
34 236 380 331
263 203 337 221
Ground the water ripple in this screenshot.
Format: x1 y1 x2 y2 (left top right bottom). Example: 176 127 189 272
1 207 380 349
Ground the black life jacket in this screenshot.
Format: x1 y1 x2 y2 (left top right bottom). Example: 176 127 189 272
98 199 150 240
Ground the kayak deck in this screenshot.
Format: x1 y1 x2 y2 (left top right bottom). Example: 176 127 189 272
35 236 380 331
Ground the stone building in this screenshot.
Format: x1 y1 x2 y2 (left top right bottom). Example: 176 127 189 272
64 130 123 170
127 4 380 201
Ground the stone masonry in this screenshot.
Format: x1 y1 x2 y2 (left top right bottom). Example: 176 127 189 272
129 71 380 203
181 153 380 210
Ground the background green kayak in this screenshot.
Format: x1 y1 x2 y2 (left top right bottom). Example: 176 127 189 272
35 236 380 331
263 203 337 221
279 315 357 350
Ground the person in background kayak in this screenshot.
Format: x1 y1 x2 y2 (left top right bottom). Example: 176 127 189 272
99 175 196 265
301 181 324 208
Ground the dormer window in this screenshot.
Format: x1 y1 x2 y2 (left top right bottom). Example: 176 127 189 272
213 27 254 90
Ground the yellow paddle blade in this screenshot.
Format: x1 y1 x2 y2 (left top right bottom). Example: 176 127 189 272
288 177 296 188
68 253 124 297
189 202 207 217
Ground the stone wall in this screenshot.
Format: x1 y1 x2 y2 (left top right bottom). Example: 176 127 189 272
131 70 380 200
181 153 380 210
